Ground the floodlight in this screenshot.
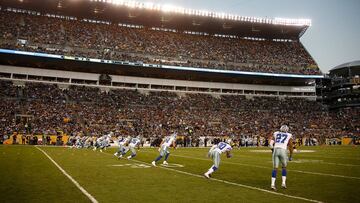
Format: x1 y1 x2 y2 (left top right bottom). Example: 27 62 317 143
92 0 312 26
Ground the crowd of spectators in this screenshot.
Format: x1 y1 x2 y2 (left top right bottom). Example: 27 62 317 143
0 80 358 145
0 10 321 75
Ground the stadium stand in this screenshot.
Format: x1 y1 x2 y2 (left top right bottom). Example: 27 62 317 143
317 61 360 109
0 9 320 75
0 80 358 145
0 1 357 146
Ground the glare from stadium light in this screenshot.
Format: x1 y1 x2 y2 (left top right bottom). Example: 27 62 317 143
112 0 125 5
274 18 311 26
161 5 175 13
143 2 153 9
99 0 312 26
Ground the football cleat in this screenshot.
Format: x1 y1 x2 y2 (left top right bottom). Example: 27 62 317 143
163 161 168 165
151 161 156 166
114 152 118 157
271 185 277 191
127 156 132 160
204 173 210 179
281 184 287 189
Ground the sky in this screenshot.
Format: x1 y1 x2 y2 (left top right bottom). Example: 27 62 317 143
135 0 360 73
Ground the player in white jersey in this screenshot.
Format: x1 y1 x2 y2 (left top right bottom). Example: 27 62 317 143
151 132 177 166
204 141 232 178
99 133 112 152
269 125 293 190
124 136 141 159
93 132 112 152
114 136 131 158
75 136 83 148
84 136 93 148
93 136 105 151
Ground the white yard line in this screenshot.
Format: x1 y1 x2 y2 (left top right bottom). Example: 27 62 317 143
35 146 98 203
130 158 323 203
319 162 360 167
298 154 360 161
172 154 360 180
100 152 323 203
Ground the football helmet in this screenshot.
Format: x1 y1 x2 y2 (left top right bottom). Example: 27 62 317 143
280 125 289 132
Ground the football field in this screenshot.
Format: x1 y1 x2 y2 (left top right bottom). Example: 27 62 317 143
0 145 359 203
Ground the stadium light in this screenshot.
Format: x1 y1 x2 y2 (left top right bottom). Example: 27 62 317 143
98 0 311 26
143 2 153 9
274 18 311 26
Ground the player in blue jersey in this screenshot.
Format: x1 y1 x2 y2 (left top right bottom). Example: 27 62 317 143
151 132 177 166
269 125 294 190
204 141 232 178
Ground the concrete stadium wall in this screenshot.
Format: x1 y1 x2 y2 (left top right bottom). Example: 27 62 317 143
0 65 316 99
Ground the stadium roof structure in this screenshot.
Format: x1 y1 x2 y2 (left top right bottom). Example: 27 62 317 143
331 60 360 71
330 60 360 77
0 0 311 40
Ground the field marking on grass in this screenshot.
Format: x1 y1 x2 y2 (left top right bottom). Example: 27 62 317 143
249 150 316 153
290 159 360 167
319 162 360 167
297 154 360 161
97 152 323 203
129 158 323 202
171 154 360 180
172 150 360 165
160 163 185 168
109 163 151 168
35 146 98 203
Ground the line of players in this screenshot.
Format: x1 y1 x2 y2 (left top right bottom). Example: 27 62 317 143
70 132 141 160
70 132 113 152
114 135 141 159
70 125 293 191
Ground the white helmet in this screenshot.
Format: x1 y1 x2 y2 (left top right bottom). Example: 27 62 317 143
280 125 289 132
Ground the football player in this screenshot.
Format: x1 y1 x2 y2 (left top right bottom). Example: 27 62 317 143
151 132 177 166
125 136 141 159
98 132 112 152
114 135 131 158
84 136 93 148
204 141 232 179
75 136 83 148
269 125 293 190
93 135 105 151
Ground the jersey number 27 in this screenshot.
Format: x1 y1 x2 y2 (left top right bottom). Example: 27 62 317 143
275 134 288 143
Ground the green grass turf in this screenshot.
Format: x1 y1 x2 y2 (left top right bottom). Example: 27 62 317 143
0 145 359 203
